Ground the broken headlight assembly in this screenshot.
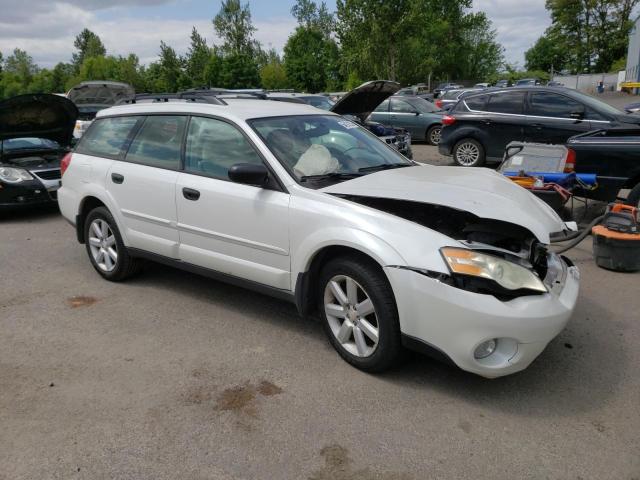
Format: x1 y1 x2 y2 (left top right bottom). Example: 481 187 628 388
440 247 547 296
0 167 33 183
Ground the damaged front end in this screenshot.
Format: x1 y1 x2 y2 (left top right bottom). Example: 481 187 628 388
334 195 560 300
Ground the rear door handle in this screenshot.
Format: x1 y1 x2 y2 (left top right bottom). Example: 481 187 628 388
111 173 124 184
531 123 544 129
182 187 200 201
482 119 492 125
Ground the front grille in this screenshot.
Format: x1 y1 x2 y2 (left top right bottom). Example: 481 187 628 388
34 169 61 180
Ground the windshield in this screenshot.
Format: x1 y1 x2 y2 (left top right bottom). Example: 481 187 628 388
249 115 413 186
300 96 335 110
1 137 59 152
570 90 624 116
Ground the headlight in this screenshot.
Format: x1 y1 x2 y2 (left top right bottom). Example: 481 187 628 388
440 247 547 293
0 167 33 183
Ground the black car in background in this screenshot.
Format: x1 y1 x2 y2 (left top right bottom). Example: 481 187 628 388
0 94 78 209
439 86 640 166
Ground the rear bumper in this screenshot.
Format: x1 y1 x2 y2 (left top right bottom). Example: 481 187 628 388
385 257 580 378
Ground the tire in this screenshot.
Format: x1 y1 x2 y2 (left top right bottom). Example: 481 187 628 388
318 256 402 372
625 183 640 208
452 138 485 167
84 206 141 281
427 125 442 145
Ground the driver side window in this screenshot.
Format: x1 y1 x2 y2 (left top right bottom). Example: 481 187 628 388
184 116 264 180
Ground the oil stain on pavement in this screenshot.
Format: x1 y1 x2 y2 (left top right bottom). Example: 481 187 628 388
214 380 283 418
309 444 412 480
66 296 98 308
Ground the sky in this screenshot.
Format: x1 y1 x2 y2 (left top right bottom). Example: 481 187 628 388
0 0 550 70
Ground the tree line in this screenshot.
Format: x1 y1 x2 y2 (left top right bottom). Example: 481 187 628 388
525 0 640 74
0 0 505 99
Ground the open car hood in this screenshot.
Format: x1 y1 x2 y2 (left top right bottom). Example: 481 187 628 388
330 80 400 122
321 165 566 243
67 81 135 106
0 93 78 146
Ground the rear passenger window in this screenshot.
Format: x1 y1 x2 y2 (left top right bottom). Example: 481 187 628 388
184 116 264 180
125 116 187 169
464 94 488 111
390 99 416 113
78 116 140 158
486 92 525 114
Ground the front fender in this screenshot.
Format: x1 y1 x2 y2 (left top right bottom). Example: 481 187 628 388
291 226 407 283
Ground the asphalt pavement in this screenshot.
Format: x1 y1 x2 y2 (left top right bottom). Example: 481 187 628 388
1 151 639 479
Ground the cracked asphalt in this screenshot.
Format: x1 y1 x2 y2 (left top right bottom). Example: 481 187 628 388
1 146 639 479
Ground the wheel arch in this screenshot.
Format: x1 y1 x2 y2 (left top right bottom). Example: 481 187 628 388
293 231 405 318
76 193 126 244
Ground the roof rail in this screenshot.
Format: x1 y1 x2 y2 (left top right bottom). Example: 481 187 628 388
180 88 267 100
117 92 227 105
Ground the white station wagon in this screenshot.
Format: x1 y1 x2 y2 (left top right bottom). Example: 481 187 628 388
58 94 580 378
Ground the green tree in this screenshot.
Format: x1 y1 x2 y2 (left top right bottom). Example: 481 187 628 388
50 62 74 93
284 27 338 92
203 49 224 87
540 0 640 73
4 48 38 83
220 53 260 88
157 41 183 91
525 27 567 72
72 28 107 70
213 0 258 56
260 51 289 90
186 27 211 88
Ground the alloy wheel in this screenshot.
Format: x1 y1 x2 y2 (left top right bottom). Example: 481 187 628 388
430 127 442 145
324 275 379 358
88 219 118 272
456 142 480 166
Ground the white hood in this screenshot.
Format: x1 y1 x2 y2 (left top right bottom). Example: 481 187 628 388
321 165 566 243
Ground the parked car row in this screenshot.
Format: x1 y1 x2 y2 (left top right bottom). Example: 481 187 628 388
438 85 640 207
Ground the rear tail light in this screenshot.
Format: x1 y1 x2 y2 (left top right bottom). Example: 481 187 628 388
442 115 456 126
564 148 576 173
60 153 72 176
435 99 443 109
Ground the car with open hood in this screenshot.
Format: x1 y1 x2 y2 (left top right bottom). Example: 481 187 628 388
58 95 579 378
67 81 135 138
0 93 78 209
330 80 414 157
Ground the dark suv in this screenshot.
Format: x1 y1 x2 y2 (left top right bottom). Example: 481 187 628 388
439 86 640 166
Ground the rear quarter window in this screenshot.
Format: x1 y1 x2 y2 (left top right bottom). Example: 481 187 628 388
463 94 488 111
77 116 141 158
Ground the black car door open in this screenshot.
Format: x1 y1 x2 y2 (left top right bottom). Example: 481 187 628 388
524 91 593 144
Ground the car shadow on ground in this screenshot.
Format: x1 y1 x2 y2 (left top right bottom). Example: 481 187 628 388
0 204 61 222
124 261 625 420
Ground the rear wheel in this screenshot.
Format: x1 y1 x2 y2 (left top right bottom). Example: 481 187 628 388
84 207 141 281
318 256 402 372
453 138 485 167
427 125 442 145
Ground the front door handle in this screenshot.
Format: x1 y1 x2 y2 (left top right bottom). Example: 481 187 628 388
531 123 544 129
482 119 492 125
182 187 200 201
111 173 124 184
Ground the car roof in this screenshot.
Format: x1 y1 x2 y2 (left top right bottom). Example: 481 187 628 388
267 92 325 99
97 98 330 123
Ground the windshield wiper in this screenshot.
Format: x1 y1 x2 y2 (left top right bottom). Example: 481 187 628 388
358 163 414 173
300 172 362 182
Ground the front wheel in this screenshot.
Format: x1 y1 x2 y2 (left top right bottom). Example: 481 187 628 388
318 256 402 372
453 138 485 167
427 125 442 145
84 206 141 281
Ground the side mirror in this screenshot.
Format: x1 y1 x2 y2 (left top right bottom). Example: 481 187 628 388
570 109 585 120
228 163 268 186
413 111 420 116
